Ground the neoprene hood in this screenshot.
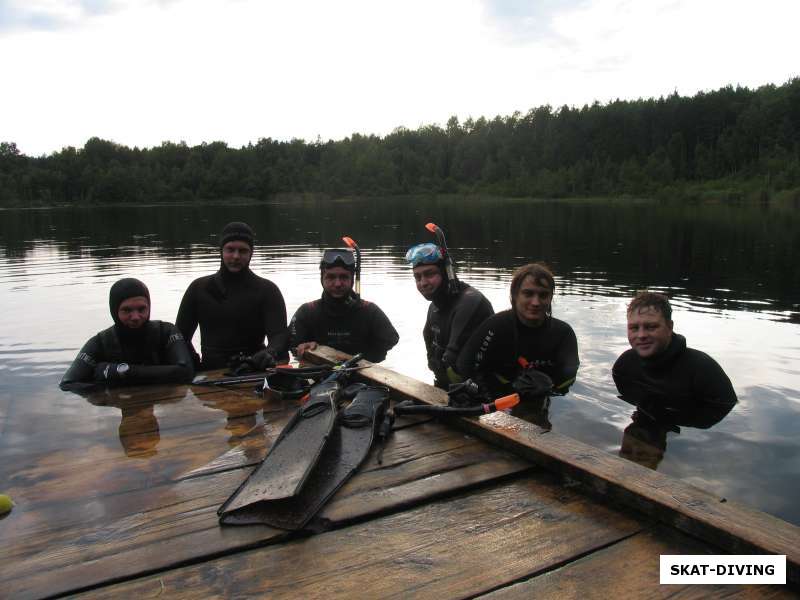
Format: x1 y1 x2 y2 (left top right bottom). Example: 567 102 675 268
219 222 255 249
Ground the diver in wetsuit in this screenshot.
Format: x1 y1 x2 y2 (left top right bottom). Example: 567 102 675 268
176 222 289 371
612 291 737 426
405 241 493 389
457 262 579 402
60 278 194 391
290 248 399 363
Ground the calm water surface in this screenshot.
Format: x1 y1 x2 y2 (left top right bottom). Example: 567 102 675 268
1 197 799 524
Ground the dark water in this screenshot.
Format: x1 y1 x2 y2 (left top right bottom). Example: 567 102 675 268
1 196 799 524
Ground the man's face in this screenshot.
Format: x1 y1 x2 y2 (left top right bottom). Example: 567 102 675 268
413 265 443 300
514 275 552 327
117 296 150 329
222 241 252 273
322 266 353 299
627 306 673 358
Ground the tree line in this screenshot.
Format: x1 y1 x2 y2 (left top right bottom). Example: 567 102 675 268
2 78 799 205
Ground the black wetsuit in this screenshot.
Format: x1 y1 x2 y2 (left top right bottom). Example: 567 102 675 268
290 292 399 363
424 281 494 389
612 333 737 428
176 267 289 370
60 320 194 391
457 309 579 398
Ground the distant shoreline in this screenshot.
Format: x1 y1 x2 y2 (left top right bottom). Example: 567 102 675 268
2 186 798 211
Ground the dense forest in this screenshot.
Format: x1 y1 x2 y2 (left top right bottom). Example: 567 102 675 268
1 79 799 205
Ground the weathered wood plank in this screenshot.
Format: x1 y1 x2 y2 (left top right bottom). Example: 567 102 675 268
1 399 288 509
0 411 530 599
479 525 796 599
74 476 646 599
307 346 800 584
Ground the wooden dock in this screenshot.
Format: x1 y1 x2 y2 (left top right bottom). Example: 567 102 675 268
1 346 797 598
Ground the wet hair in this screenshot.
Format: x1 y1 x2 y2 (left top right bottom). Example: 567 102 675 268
627 291 672 321
510 262 555 316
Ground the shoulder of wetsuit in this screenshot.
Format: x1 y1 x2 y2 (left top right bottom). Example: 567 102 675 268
98 325 124 361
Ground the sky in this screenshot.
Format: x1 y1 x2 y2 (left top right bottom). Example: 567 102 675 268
1 0 798 157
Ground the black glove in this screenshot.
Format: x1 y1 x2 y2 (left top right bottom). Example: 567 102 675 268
228 350 276 375
447 379 488 408
512 369 553 401
251 348 276 370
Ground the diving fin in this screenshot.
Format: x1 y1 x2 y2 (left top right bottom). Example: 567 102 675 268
218 354 363 522
221 386 390 530
218 381 338 517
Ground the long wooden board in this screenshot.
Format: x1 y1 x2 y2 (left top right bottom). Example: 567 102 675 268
308 346 800 584
479 526 796 598
74 476 646 599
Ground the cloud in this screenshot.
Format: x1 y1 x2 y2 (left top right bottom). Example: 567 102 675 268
480 0 590 44
0 0 131 33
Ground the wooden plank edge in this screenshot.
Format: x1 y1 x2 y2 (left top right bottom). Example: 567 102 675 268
307 346 800 585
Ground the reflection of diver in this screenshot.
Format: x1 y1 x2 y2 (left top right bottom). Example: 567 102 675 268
618 395 736 470
84 391 173 458
619 410 669 470
117 404 160 457
202 390 266 447
510 395 552 431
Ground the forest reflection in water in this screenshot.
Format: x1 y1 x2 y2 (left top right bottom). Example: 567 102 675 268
0 196 798 525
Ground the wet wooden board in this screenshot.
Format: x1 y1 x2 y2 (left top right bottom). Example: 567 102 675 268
308 346 800 583
478 525 797 599
73 476 646 599
0 397 531 599
1 385 265 459
1 389 284 508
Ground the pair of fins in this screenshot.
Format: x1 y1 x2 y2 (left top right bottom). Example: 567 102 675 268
218 356 390 531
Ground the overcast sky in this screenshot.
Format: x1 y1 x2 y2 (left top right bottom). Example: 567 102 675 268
1 0 798 156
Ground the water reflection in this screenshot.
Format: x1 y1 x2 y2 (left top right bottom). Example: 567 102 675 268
619 398 736 471
1 198 799 526
81 388 182 458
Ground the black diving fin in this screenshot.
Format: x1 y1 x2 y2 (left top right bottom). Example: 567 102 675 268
218 354 363 522
220 385 391 529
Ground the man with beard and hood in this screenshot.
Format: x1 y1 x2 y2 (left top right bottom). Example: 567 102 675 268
176 222 289 371
60 278 194 390
405 241 493 389
290 247 399 363
612 291 737 426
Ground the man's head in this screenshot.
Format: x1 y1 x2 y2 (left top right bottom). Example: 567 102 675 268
406 243 445 300
510 263 555 326
626 291 673 358
109 278 151 329
219 222 254 273
320 248 355 299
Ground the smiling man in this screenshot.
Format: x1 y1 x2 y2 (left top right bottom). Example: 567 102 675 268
176 222 289 371
612 291 737 426
60 278 194 390
457 262 579 401
290 247 398 363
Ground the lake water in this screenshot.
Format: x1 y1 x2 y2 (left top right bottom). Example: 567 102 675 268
1 196 799 525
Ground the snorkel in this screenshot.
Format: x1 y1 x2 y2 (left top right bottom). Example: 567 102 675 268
425 222 459 295
342 236 361 295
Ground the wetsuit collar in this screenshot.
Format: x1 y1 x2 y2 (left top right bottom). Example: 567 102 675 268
641 333 687 370
513 310 551 330
321 290 360 315
213 263 253 297
431 279 466 309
